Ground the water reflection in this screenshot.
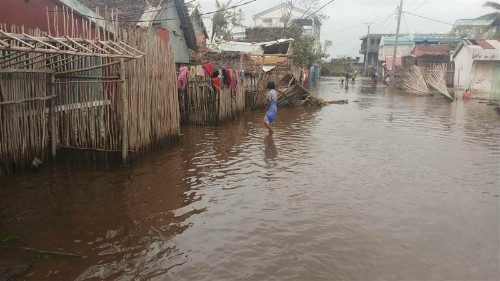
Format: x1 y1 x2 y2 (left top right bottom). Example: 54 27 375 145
264 134 278 162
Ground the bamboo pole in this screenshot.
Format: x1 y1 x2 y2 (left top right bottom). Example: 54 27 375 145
49 74 57 159
119 58 128 164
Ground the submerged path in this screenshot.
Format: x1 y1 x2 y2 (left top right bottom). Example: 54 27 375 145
1 78 499 280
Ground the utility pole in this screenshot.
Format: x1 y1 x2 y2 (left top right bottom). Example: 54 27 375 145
363 22 372 76
391 0 404 78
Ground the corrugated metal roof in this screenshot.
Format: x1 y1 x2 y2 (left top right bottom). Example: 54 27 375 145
453 18 496 27
412 44 452 56
137 5 160 28
208 39 294 55
208 42 264 54
380 35 414 45
381 34 462 46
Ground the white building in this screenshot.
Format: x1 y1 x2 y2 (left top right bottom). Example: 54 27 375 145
252 3 321 48
452 39 500 100
378 35 415 62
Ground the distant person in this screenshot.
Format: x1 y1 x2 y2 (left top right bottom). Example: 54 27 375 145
340 77 345 85
344 71 350 90
263 81 278 134
463 89 472 100
371 70 378 86
352 71 357 83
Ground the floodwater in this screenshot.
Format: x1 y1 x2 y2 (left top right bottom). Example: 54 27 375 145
0 77 499 281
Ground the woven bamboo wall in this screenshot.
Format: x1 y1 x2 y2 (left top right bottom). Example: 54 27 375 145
0 72 50 176
179 79 245 125
121 29 180 153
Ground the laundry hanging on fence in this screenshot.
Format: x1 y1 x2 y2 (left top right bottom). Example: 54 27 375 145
212 69 221 91
239 70 245 82
203 62 214 77
196 65 205 77
189 66 197 79
177 66 189 90
222 68 232 87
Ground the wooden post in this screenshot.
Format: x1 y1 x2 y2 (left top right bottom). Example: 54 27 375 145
119 58 129 164
49 74 57 160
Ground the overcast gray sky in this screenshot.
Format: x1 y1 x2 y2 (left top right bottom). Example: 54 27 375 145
198 0 490 58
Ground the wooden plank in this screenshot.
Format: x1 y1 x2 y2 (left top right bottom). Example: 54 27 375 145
0 69 54 74
0 94 57 105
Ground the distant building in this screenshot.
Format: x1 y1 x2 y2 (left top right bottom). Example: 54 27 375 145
451 18 499 40
378 35 415 64
252 3 321 51
359 34 384 70
452 39 500 99
378 34 461 70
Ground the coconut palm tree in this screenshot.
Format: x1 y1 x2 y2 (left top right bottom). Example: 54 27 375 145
478 1 500 21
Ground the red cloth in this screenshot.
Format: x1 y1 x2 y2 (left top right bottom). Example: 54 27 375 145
212 77 221 91
177 66 189 90
203 62 214 77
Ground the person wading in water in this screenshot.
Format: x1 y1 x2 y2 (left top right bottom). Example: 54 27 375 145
263 81 278 134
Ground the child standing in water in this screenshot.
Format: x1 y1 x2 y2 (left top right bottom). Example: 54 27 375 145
264 81 278 134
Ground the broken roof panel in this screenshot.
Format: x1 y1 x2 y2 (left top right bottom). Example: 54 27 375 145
208 41 264 55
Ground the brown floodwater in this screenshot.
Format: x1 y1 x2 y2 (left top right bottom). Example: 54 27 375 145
0 78 499 280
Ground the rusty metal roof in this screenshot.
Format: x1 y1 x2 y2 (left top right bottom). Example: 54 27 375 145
412 44 452 57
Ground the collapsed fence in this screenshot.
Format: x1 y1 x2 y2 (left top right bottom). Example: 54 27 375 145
0 21 180 176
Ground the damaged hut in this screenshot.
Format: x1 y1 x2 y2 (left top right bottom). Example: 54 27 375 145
0 15 180 175
207 39 301 109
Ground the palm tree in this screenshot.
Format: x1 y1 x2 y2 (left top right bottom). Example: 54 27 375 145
478 1 500 21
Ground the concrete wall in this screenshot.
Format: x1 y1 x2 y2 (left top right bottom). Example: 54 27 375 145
453 46 473 90
470 61 500 95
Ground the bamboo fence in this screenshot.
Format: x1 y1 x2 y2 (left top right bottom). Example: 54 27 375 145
179 77 245 125
402 66 430 95
0 13 180 175
120 29 180 153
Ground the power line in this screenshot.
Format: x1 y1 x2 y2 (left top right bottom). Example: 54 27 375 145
403 11 454 25
309 0 336 15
